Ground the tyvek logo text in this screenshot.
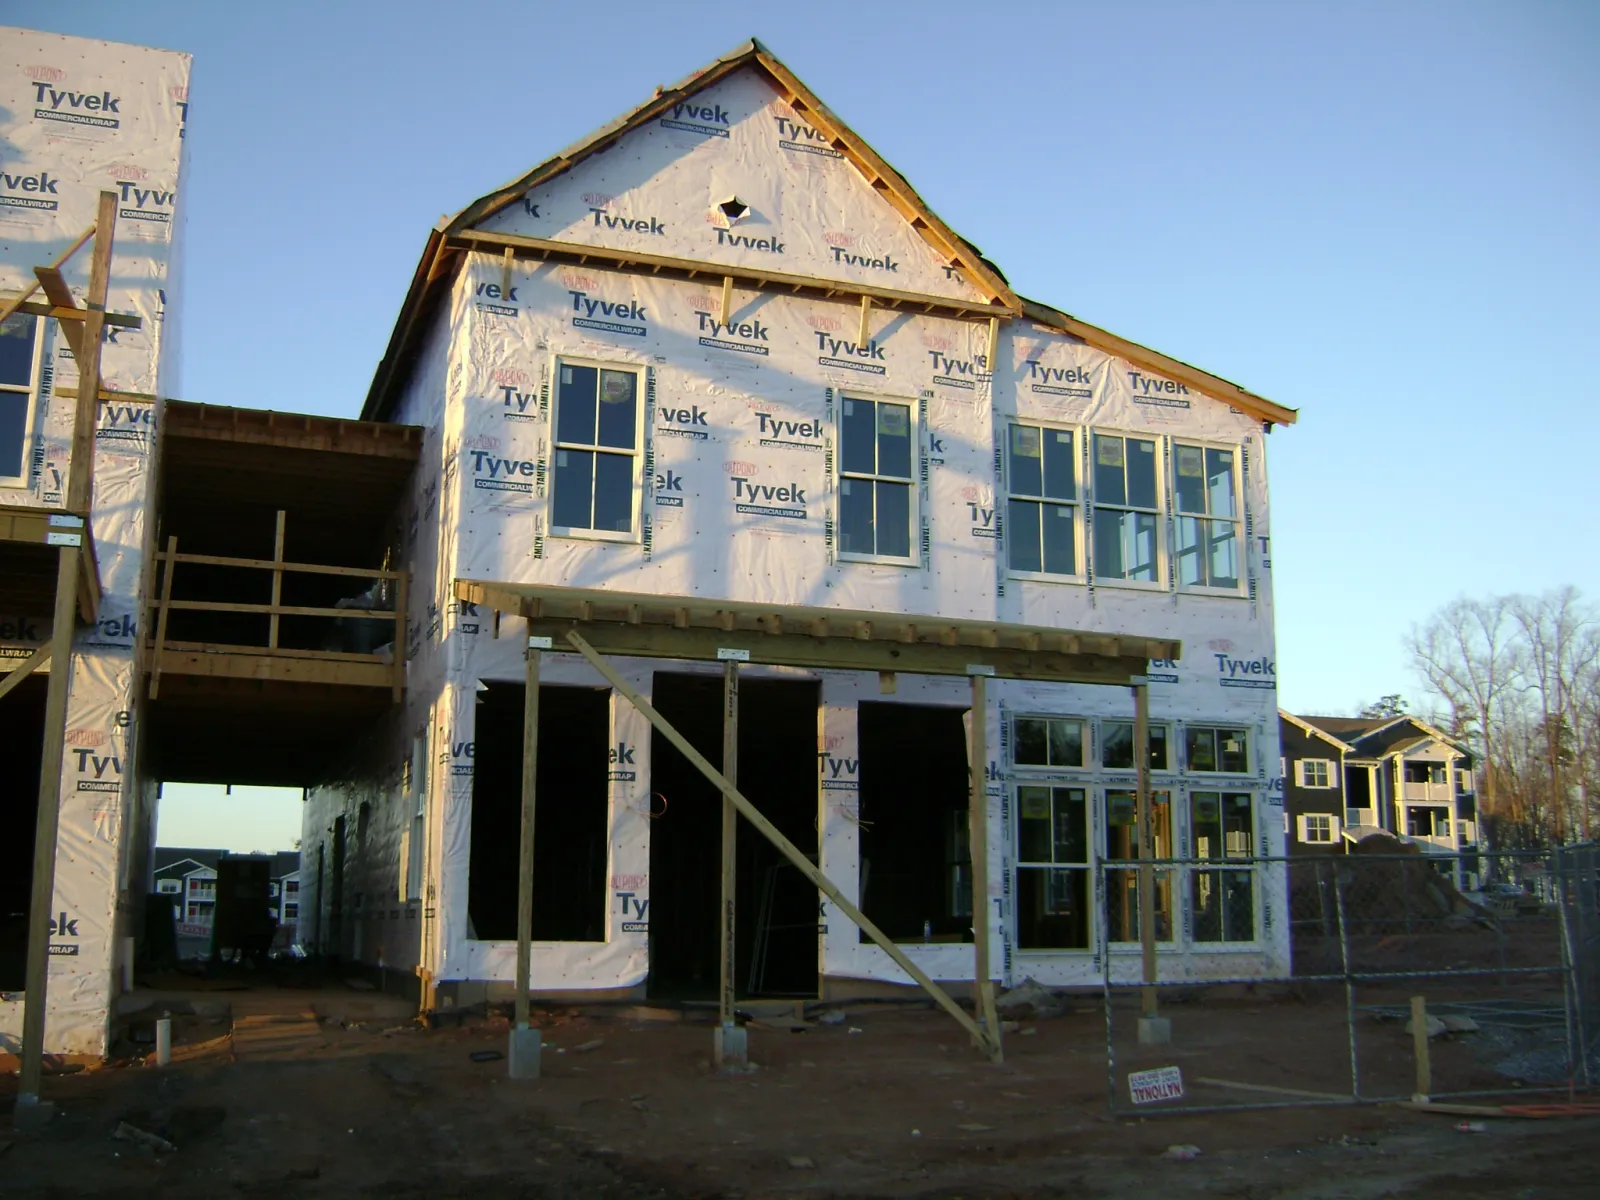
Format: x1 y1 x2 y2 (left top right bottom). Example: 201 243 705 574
694 310 770 356
0 169 60 213
815 332 886 376
660 99 731 138
568 289 648 338
1027 360 1093 399
31 81 122 130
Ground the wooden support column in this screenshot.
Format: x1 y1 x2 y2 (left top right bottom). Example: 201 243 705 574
564 631 1000 1058
719 276 734 327
267 510 286 649
148 536 177 700
858 294 872 346
515 639 542 1030
17 192 116 1120
1134 680 1158 1020
719 658 739 1030
968 671 1002 1061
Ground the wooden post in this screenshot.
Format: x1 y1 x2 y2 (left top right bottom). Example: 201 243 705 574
719 658 739 1030
1410 994 1432 1099
515 641 541 1031
969 672 1002 1061
268 510 286 649
720 276 734 327
564 631 999 1057
858 294 872 346
1135 680 1157 1019
17 194 116 1119
148 536 177 700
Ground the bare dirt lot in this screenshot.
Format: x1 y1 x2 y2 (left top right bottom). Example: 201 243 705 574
3 982 1595 1199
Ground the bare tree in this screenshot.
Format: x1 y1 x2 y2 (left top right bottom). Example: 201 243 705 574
1512 587 1599 843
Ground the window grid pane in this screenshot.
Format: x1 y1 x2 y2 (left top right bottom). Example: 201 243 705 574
839 396 915 559
554 363 641 534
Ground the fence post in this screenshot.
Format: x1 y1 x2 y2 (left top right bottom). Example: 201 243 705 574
1333 862 1361 1101
1410 995 1432 1101
1554 847 1584 1091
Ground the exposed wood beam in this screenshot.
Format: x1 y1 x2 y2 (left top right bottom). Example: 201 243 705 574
0 643 52 704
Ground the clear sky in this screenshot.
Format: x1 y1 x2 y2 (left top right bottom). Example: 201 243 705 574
154 783 302 854
11 1 1597 732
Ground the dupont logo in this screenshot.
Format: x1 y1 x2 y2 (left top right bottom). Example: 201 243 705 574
560 270 601 292
772 104 842 160
694 310 770 357
24 66 66 83
31 80 122 130
567 289 647 338
108 163 147 181
65 728 107 747
1027 360 1093 399
724 460 757 478
659 99 731 139
0 168 61 213
730 471 808 521
169 83 190 130
814 331 886 376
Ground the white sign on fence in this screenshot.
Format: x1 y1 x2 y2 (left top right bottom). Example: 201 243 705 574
1128 1065 1185 1105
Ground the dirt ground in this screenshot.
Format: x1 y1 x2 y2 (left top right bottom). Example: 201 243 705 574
2 981 1596 1199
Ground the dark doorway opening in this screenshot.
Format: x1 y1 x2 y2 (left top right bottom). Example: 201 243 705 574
857 701 972 943
648 673 818 1000
469 683 609 942
0 672 47 990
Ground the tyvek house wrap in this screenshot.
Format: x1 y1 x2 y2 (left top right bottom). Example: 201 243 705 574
0 27 190 1055
402 244 1287 994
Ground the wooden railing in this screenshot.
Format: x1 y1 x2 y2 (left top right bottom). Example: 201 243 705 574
147 511 406 700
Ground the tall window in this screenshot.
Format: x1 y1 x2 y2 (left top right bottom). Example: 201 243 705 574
1173 443 1241 590
1 314 41 488
1190 792 1256 942
1101 720 1171 771
1013 716 1086 769
1016 785 1090 949
1185 725 1249 774
1007 423 1077 576
1091 433 1160 583
1103 789 1172 943
552 361 643 538
839 395 915 561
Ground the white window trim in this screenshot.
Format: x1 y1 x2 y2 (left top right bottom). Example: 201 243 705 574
1102 785 1180 948
1180 722 1253 777
1295 758 1337 789
1096 717 1177 774
1010 713 1092 773
1171 437 1248 597
0 314 45 490
1088 427 1167 592
1003 418 1086 584
1297 812 1341 844
548 354 647 545
835 389 922 567
1185 788 1264 948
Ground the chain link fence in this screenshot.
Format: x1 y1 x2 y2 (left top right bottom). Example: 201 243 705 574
1100 846 1599 1116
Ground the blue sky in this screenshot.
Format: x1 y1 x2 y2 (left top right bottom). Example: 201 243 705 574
11 1 1597 844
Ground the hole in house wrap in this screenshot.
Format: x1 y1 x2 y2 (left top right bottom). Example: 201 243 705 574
469 683 609 942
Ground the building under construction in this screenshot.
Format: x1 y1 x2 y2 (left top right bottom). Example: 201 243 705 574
1 31 1297 1087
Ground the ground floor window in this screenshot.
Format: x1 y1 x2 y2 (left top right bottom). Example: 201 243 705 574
1103 789 1173 943
1015 785 1090 950
1190 791 1256 943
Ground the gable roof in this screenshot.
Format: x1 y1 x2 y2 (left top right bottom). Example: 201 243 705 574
362 40 1296 429
1300 714 1471 761
1279 710 1355 752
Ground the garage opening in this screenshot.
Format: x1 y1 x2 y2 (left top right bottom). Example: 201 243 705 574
648 673 819 1000
0 672 47 990
857 701 972 943
468 683 610 942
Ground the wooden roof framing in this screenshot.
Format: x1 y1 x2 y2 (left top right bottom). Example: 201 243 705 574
455 579 1179 686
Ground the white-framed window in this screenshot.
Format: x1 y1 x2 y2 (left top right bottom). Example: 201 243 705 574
156 878 181 894
1006 421 1080 578
1090 430 1162 585
1184 724 1250 774
1297 813 1339 844
1173 441 1243 592
1013 716 1087 769
402 733 427 902
550 358 646 541
1099 719 1172 771
838 393 917 563
1103 787 1174 943
1015 784 1091 950
0 313 44 489
1295 758 1335 789
1191 791 1258 942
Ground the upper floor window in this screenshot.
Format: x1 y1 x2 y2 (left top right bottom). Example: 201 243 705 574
838 395 915 563
1006 423 1078 577
1091 432 1161 584
1 314 42 488
1185 725 1249 774
1100 720 1171 771
1014 716 1086 769
1295 758 1335 788
1173 443 1241 591
551 361 644 540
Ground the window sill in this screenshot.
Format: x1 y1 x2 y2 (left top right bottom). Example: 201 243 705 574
1177 585 1249 599
1092 576 1167 593
549 526 641 546
1009 570 1087 586
836 551 920 569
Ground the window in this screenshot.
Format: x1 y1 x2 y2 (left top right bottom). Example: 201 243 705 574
285 879 299 894
283 904 299 920
1103 789 1173 943
1007 423 1078 576
1296 758 1334 789
405 733 427 902
1015 786 1090 949
551 361 644 539
1013 717 1086 768
1191 792 1256 942
1185 725 1249 774
1091 432 1160 583
1100 720 1171 771
156 878 181 894
1173 443 1241 591
839 395 915 561
1297 813 1338 843
1 314 42 488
